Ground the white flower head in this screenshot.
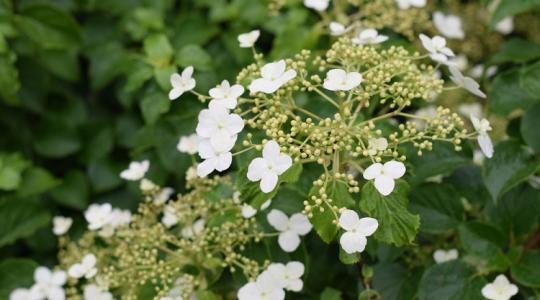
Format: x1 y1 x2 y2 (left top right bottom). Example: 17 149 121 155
267 261 305 292
449 66 486 98
267 209 312 252
209 80 244 110
177 134 200 155
32 267 67 300
433 12 465 39
238 270 285 300
85 203 113 231
470 114 493 158
419 34 455 63
196 106 244 150
433 249 459 263
351 29 388 45
169 66 196 100
238 30 260 48
338 209 378 254
120 160 149 181
84 284 112 300
181 219 205 239
323 69 363 91
367 137 388 156
304 0 329 11
481 274 519 300
197 137 235 177
247 141 293 193
249 60 297 94
53 216 72 236
363 161 406 196
495 17 514 35
396 0 426 9
68 254 97 279
329 22 349 36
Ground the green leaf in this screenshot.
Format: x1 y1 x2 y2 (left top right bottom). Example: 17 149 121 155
521 104 540 153
140 89 170 125
33 129 81 158
0 53 20 105
490 0 540 27
0 199 51 247
372 263 421 300
87 158 123 193
37 49 80 81
490 69 540 116
489 38 540 64
176 44 212 71
50 170 89 210
320 287 342 300
409 183 464 234
16 167 60 197
196 290 221 300
339 247 360 265
360 181 419 246
144 33 173 68
0 259 38 299
16 4 81 49
418 260 486 300
0 153 30 191
511 250 540 288
87 41 126 91
458 222 510 271
483 140 540 202
520 61 540 96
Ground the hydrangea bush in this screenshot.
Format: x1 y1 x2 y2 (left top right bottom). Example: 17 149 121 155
2 0 540 300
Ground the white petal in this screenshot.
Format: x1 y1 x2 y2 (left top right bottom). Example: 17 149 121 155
197 159 216 177
382 160 406 179
357 217 379 236
278 231 301 252
247 158 267 181
363 163 382 180
286 261 305 278
274 154 292 175
289 213 312 235
267 209 289 232
286 279 303 292
263 141 281 159
260 173 279 193
338 209 361 231
215 152 232 171
339 232 367 254
168 88 183 100
374 175 395 196
34 267 51 283
478 134 494 159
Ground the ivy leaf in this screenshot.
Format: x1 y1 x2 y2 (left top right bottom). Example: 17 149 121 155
359 180 419 246
511 250 540 288
458 222 510 271
521 103 540 153
0 199 51 247
0 259 38 299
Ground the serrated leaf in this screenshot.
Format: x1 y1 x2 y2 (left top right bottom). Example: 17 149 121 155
0 199 51 247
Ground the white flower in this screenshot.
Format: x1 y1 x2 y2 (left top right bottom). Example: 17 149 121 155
196 106 244 150
85 203 113 231
169 66 196 100
338 209 378 254
396 0 426 9
197 138 235 177
433 249 459 263
266 262 305 292
247 141 293 193
238 271 285 300
68 254 97 279
449 66 486 98
323 69 363 91
481 275 519 300
209 80 245 110
162 204 179 228
84 284 112 300
249 60 297 94
242 204 257 218
419 34 455 63
31 267 66 300
120 160 149 181
367 138 388 156
458 103 482 119
238 30 260 48
52 216 72 236
363 161 406 196
470 64 498 78
96 208 131 238
303 0 329 11
10 288 40 300
351 29 388 45
433 12 464 39
495 17 514 35
470 114 494 159
181 219 205 238
140 178 157 192
152 187 174 205
177 134 200 155
267 209 312 252
329 22 349 36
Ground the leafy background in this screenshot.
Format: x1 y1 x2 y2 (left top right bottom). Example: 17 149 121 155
0 0 540 299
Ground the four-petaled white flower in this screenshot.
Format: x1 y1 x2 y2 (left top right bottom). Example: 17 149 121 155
238 30 260 48
32 267 67 300
352 29 388 45
496 17 514 35
84 284 112 300
169 66 196 100
120 160 149 181
85 203 113 230
419 34 455 63
267 209 312 252
329 22 350 36
196 106 244 150
449 66 486 98
247 141 293 193
99 208 131 237
197 138 235 177
433 12 465 39
323 69 363 91
338 209 378 254
367 137 388 156
53 216 72 236
433 249 459 263
181 219 205 239
303 0 329 11
396 0 426 9
470 114 494 159
177 134 200 155
249 60 297 94
481 274 519 300
267 261 305 292
238 270 285 300
68 254 97 279
208 80 244 110
363 161 406 196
